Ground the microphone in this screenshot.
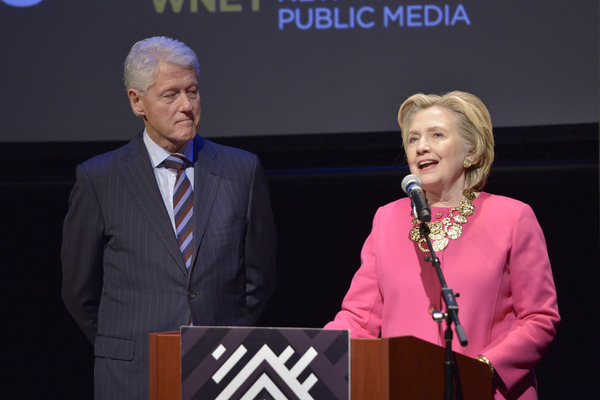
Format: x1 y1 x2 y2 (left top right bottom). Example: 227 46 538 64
401 174 431 222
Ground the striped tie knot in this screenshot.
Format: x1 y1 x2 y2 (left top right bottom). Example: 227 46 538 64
162 153 191 172
162 153 194 269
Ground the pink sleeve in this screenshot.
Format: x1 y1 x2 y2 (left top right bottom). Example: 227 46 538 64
482 203 560 393
324 208 384 338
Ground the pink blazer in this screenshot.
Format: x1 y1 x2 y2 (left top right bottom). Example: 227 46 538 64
325 192 560 400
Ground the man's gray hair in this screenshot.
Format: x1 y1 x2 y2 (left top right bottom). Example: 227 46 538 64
124 36 200 94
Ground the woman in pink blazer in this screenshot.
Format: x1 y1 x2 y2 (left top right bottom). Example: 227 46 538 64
325 91 560 400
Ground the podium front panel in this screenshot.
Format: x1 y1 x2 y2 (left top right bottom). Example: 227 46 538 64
180 326 350 400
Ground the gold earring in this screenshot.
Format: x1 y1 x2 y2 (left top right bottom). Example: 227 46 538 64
463 159 472 168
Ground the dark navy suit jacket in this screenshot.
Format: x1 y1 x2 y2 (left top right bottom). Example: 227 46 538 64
61 134 277 399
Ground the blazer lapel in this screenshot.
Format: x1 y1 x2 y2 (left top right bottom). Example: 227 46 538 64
190 136 222 270
119 135 188 274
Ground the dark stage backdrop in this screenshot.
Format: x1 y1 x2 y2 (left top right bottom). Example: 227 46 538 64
1 0 598 142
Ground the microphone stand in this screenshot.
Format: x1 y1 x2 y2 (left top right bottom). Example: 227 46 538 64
419 222 468 400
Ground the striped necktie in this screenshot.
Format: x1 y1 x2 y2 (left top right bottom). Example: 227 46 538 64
162 154 194 269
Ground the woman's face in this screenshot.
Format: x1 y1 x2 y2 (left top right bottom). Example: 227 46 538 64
405 106 470 198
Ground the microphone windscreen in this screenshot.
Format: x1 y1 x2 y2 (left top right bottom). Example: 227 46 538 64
401 174 421 194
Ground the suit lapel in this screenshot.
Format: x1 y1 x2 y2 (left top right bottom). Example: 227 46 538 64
191 137 222 270
119 135 188 274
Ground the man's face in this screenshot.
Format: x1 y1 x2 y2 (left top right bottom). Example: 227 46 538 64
129 62 201 153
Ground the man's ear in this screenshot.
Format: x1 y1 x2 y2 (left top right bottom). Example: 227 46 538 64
128 89 145 117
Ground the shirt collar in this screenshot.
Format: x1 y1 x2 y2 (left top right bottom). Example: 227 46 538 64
143 129 194 168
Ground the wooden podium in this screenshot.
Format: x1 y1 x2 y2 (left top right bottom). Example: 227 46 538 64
350 336 492 399
149 331 492 400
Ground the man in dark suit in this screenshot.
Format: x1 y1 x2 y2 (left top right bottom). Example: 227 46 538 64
61 36 277 400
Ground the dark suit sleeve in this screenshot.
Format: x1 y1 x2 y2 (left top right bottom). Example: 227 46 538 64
244 156 277 323
61 164 104 344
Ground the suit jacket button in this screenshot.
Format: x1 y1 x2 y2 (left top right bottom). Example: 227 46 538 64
187 291 195 299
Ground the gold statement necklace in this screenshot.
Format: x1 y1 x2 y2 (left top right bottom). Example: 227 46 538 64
410 190 476 253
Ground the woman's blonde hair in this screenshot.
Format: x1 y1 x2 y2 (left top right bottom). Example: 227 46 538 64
398 91 495 191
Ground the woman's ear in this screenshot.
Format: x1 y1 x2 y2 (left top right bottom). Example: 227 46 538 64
468 149 478 165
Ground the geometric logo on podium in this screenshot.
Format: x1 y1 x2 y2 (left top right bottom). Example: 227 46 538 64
181 327 349 400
